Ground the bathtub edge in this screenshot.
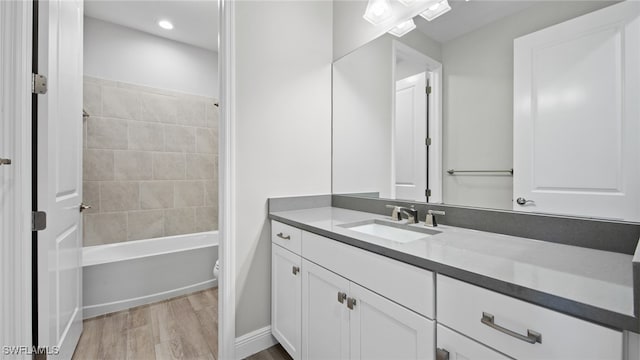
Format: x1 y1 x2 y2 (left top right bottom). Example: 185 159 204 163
83 279 217 319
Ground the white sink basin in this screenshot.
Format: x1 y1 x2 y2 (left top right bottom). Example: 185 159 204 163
340 219 441 244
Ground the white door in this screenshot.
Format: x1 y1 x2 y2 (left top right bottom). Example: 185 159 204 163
272 244 302 360
513 1 640 221
349 282 434 360
302 259 350 360
37 0 84 358
436 325 511 360
394 72 427 202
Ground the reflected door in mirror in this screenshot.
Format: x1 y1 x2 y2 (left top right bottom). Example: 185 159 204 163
394 72 427 202
514 1 640 221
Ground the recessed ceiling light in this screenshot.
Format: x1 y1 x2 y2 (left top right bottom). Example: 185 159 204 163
419 0 451 21
388 18 416 37
363 0 393 25
158 20 174 30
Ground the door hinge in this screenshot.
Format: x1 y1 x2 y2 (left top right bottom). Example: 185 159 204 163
426 86 432 95
32 73 48 95
425 137 432 146
32 211 47 231
425 189 432 197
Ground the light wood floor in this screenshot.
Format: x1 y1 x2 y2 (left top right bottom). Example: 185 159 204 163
72 288 290 360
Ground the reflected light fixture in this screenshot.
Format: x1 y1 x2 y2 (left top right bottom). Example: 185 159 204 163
388 18 416 37
158 19 174 30
363 0 393 25
419 0 451 21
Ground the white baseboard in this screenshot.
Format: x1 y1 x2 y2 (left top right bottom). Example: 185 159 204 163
235 326 278 360
83 279 217 319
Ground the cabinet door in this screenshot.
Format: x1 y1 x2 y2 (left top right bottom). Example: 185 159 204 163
349 282 435 360
302 259 350 360
436 324 511 360
272 244 302 359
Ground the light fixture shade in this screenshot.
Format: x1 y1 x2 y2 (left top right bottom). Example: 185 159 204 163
158 20 174 30
388 18 416 37
363 0 393 25
398 0 418 5
419 0 451 21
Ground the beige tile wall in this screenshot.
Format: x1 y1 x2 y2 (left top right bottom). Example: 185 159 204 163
82 76 219 246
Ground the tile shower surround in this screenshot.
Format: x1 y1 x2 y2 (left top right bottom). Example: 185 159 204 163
82 76 218 246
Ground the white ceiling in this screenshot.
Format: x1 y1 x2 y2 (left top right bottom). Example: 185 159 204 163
84 0 219 51
414 0 537 43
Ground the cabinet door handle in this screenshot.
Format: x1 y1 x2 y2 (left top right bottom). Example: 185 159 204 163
337 292 347 304
276 232 291 240
481 312 542 344
436 348 449 360
347 297 357 310
292 266 300 275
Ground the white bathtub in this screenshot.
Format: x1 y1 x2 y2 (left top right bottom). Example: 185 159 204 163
82 231 218 319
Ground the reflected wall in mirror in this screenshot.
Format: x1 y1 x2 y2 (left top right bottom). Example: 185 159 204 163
332 0 640 222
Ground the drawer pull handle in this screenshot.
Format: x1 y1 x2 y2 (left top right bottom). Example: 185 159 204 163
481 312 542 344
337 292 347 304
436 348 449 360
347 297 357 310
276 232 291 240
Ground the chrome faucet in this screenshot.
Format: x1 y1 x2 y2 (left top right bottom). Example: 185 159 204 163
386 205 419 224
425 209 445 227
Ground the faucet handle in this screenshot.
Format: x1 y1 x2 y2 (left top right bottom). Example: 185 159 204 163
385 205 402 221
425 209 445 227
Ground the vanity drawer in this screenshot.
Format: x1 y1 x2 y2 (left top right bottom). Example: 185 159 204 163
272 221 302 255
437 324 511 360
437 275 623 360
302 231 434 319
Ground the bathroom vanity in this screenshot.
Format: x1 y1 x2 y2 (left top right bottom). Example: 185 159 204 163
268 2 640 359
268 199 639 360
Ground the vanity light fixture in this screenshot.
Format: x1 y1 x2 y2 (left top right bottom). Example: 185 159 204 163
158 19 174 30
363 0 393 25
419 0 451 21
388 18 416 37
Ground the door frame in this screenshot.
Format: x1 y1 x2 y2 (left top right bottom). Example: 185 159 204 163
391 40 443 203
0 0 34 356
218 0 236 359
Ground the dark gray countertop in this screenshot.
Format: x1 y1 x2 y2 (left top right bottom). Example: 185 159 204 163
269 206 639 332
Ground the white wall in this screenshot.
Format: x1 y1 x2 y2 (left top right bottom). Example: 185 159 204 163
441 1 615 210
234 0 333 337
84 16 218 98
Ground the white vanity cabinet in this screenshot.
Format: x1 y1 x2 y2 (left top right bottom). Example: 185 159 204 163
436 324 511 360
271 244 302 359
348 281 435 360
271 221 304 359
301 259 350 360
271 220 628 360
437 275 624 360
301 259 435 360
272 221 436 360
